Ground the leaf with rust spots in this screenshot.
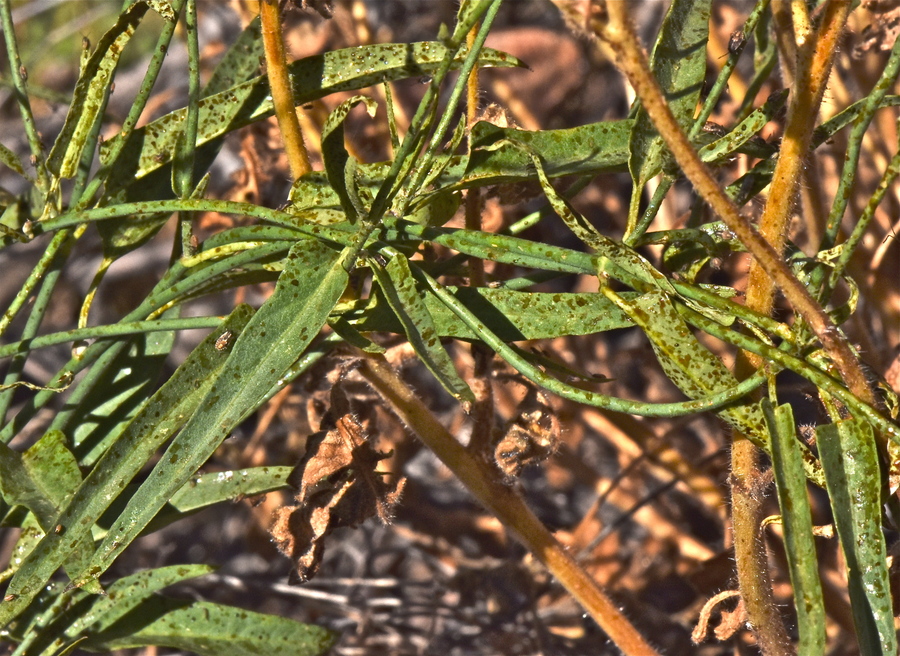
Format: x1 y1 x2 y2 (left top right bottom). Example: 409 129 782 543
270 390 405 581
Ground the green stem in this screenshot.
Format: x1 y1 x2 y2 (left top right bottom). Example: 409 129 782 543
0 0 50 193
0 316 227 361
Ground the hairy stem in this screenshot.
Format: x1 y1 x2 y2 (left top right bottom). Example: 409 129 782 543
358 353 661 656
589 1 874 410
260 0 311 178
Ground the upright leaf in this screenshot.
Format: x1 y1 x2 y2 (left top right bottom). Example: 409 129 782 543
627 0 711 232
322 96 378 224
71 239 350 589
46 2 151 178
763 400 826 655
818 419 896 656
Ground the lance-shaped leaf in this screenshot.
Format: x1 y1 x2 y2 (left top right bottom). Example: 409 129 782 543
70 239 350 590
49 565 215 652
46 1 151 178
370 254 473 402
603 288 825 486
0 142 28 180
457 119 632 190
101 43 523 188
763 400 826 655
0 306 255 626
85 598 335 656
201 15 264 98
696 90 786 164
168 466 293 513
818 418 896 656
628 0 711 227
345 286 636 340
322 96 378 224
65 324 178 466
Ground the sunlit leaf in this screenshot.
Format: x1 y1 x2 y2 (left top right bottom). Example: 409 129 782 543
71 239 349 590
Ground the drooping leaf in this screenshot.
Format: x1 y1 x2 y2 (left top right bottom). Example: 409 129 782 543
604 288 825 486
370 253 473 402
818 418 896 656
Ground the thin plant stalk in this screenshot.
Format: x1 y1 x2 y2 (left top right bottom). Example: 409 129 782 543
587 1 874 409
357 353 662 656
259 0 311 179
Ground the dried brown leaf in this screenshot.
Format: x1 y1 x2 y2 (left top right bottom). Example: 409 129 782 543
270 385 405 581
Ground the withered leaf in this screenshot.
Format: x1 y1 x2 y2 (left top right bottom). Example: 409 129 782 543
271 408 405 582
493 387 559 480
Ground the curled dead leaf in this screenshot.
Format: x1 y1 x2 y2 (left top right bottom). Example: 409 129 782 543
271 384 405 581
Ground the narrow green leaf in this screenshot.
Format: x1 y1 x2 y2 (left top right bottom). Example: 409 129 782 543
98 172 209 260
763 400 826 655
818 419 896 656
57 565 215 649
458 119 632 190
20 430 82 518
86 598 335 656
0 442 58 528
628 0 710 219
523 143 675 294
65 327 177 466
405 190 461 227
47 2 150 178
201 16 263 98
0 141 28 179
322 96 378 223
346 286 635 340
168 466 293 513
72 239 349 590
604 288 825 486
101 43 523 187
371 254 473 402
0 306 255 626
696 90 786 164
